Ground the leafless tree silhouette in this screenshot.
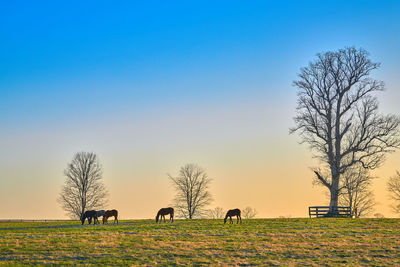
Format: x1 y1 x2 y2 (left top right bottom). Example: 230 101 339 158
242 207 258 219
291 47 400 214
387 171 400 214
58 152 108 219
207 207 225 219
339 165 376 217
169 163 212 219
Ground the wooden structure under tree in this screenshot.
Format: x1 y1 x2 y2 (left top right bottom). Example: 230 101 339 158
308 206 356 218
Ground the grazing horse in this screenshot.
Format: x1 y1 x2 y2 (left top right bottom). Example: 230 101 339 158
103 209 118 224
95 210 105 224
156 207 174 223
224 209 242 224
81 210 98 225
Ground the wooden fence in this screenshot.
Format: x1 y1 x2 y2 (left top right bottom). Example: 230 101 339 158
308 206 353 218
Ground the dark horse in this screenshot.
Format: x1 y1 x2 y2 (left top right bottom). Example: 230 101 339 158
103 209 118 224
81 210 98 225
156 207 174 223
224 209 241 224
94 210 105 224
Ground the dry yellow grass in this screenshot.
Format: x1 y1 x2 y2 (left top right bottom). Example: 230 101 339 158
0 218 399 265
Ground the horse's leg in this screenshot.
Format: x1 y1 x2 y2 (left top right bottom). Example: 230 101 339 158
239 215 242 224
230 216 233 224
236 215 239 224
163 215 166 223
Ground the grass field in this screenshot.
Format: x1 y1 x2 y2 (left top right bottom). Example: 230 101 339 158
1 218 399 266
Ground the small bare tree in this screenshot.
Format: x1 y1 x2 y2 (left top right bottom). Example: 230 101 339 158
169 163 213 219
374 213 385 218
208 207 225 219
387 171 400 214
339 165 376 217
58 152 108 219
242 207 258 219
291 47 400 214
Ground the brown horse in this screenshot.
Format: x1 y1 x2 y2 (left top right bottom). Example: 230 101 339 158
156 207 174 223
103 209 118 224
224 209 241 224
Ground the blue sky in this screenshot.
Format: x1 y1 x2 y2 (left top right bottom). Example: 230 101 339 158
1 1 400 218
2 1 399 127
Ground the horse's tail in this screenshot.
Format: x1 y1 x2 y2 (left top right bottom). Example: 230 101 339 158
115 210 118 224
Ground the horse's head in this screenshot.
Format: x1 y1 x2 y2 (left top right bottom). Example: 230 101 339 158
155 214 159 223
224 217 227 224
81 214 86 225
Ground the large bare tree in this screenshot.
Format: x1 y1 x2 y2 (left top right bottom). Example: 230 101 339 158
169 163 213 219
387 171 400 214
291 47 400 214
58 152 108 219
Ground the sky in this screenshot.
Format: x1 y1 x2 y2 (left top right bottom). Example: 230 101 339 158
1 0 400 219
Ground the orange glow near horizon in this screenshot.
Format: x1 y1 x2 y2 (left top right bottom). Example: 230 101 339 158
1 97 399 220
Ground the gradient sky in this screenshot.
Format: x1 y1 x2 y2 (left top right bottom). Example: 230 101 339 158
1 1 400 219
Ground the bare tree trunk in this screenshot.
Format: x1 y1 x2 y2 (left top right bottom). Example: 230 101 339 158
329 181 339 214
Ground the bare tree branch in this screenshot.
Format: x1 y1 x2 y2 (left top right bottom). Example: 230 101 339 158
207 207 225 219
338 165 376 217
242 207 258 219
388 171 400 214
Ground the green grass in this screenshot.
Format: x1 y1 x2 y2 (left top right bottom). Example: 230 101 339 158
0 218 399 266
